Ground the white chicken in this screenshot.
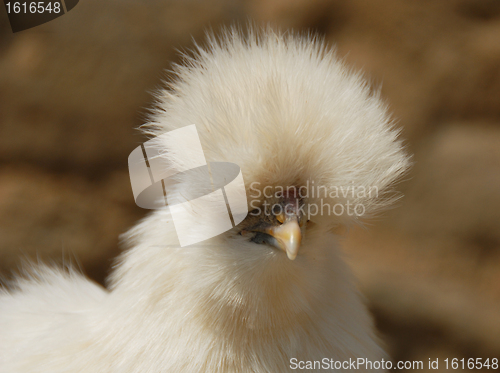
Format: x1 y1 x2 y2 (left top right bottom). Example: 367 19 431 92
0 28 409 372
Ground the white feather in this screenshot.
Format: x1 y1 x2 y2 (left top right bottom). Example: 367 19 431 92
0 27 409 372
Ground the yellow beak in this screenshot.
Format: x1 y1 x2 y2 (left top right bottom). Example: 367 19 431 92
266 218 302 260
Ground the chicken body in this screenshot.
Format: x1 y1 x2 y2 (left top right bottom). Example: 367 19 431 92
0 28 409 372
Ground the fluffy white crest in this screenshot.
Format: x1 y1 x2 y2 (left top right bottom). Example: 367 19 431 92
147 27 410 225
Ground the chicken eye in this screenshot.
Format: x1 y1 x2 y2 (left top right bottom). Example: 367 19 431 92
249 208 260 216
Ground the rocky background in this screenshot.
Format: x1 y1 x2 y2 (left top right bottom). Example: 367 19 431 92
1 0 500 370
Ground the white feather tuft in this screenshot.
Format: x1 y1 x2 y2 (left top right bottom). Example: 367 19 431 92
147 26 410 225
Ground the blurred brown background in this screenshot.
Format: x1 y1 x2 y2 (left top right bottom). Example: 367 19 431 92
1 0 499 370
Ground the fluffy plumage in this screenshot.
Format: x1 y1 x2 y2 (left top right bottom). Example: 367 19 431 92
0 28 409 372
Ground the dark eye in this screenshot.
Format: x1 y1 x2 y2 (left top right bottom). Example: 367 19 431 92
249 208 260 216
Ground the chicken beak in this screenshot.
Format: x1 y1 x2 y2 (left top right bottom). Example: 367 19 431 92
266 218 302 260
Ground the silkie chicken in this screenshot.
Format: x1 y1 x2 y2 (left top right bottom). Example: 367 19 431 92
0 28 409 372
